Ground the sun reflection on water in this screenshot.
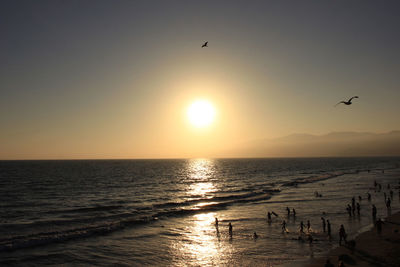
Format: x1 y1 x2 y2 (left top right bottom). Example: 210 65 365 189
169 159 233 266
171 212 231 266
187 159 217 198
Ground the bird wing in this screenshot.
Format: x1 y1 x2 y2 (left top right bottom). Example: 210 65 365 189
334 101 345 107
348 96 359 102
202 41 208 47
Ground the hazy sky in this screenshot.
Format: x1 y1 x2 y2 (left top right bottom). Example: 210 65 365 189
1 1 400 159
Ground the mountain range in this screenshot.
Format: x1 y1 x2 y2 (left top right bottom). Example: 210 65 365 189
227 131 400 157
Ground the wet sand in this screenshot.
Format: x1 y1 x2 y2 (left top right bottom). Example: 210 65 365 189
305 211 400 267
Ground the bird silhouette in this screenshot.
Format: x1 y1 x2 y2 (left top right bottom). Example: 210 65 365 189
335 96 359 107
201 41 208 48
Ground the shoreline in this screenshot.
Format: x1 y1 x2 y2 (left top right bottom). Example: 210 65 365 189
301 211 400 267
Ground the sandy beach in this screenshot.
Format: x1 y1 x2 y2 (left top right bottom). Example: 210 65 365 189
305 211 400 267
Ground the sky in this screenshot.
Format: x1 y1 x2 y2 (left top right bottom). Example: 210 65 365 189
1 0 400 159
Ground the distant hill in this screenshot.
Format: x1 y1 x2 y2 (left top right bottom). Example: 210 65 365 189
228 131 400 157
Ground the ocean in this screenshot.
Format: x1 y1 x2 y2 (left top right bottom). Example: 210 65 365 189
1 157 399 266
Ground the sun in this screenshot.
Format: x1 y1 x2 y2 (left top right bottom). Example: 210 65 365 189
187 100 216 128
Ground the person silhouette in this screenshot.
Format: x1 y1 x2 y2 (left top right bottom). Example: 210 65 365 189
292 208 296 217
375 218 384 234
286 207 290 216
253 232 258 239
339 225 347 245
321 217 326 232
300 221 304 233
347 204 352 216
228 222 233 237
356 203 360 215
327 220 331 237
386 198 391 208
372 204 377 220
307 220 311 232
282 220 287 232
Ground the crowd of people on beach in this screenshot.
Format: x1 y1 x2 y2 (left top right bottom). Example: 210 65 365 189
212 170 399 266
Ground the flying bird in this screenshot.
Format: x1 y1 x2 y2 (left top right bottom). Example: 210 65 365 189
335 96 359 107
201 41 208 48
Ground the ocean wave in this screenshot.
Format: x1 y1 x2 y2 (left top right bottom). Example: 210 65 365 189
0 216 153 252
43 204 124 215
281 172 347 187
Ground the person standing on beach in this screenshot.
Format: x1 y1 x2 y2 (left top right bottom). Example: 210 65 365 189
367 192 371 201
386 198 391 208
372 204 377 220
339 224 347 245
346 204 352 217
300 221 304 233
228 222 233 237
292 208 296 217
351 197 355 215
327 220 331 237
307 220 311 232
356 203 360 215
321 217 326 232
253 232 258 239
286 207 290 216
282 220 287 233
375 218 384 234
267 212 272 221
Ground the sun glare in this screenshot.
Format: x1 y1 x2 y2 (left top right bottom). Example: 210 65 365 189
187 100 216 128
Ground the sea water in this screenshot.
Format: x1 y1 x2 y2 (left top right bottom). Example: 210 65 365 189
1 157 399 266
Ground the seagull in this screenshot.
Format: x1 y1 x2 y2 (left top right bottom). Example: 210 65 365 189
335 96 359 107
201 41 208 48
